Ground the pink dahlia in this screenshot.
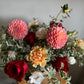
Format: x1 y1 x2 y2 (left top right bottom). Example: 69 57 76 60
8 19 28 40
46 26 67 49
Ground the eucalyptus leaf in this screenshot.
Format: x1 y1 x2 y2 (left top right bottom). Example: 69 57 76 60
48 69 56 79
1 34 6 40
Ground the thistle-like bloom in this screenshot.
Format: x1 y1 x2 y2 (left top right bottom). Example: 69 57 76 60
8 19 28 40
26 46 48 68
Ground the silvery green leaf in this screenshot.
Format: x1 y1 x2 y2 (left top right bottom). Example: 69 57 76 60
59 71 66 78
51 78 57 80
16 44 23 48
43 74 48 77
60 62 64 69
2 34 6 40
65 76 71 84
54 81 60 84
49 69 56 79
6 41 13 46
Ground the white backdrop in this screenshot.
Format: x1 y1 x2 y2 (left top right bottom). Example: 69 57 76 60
0 0 84 84
0 0 84 38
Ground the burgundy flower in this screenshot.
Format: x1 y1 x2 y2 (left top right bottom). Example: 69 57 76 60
25 32 37 46
4 60 28 81
50 21 62 28
52 57 69 72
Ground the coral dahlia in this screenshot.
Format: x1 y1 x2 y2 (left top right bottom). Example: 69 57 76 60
8 19 28 40
46 26 67 49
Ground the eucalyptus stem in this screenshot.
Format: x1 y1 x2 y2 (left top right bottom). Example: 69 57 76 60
0 64 5 67
55 9 63 22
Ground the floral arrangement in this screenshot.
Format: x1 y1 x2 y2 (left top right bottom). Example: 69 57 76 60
0 4 84 84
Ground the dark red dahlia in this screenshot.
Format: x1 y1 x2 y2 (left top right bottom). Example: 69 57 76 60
52 57 69 72
25 32 37 46
50 21 62 28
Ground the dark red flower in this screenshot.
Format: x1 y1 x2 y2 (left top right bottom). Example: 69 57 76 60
50 21 62 28
25 32 37 46
4 60 28 81
52 57 69 72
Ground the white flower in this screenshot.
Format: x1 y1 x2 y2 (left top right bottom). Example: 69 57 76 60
28 72 44 84
68 57 76 65
28 20 38 29
36 27 48 39
8 51 16 59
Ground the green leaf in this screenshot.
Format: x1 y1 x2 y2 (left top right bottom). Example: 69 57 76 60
54 81 60 84
48 69 56 79
65 76 71 84
13 37 16 41
1 34 6 40
67 30 78 36
60 62 64 69
59 71 67 78
51 78 57 80
79 62 84 66
44 74 48 77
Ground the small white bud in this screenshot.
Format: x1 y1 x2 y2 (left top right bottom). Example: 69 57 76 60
68 57 76 65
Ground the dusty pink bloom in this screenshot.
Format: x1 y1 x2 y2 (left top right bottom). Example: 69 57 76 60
46 26 67 49
8 19 28 40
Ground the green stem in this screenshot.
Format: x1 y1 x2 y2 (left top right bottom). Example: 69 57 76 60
0 66 5 67
55 9 63 22
0 64 5 67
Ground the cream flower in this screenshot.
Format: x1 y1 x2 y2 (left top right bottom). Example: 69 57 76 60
28 20 38 29
8 51 16 59
68 57 76 65
28 72 44 84
36 27 48 39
